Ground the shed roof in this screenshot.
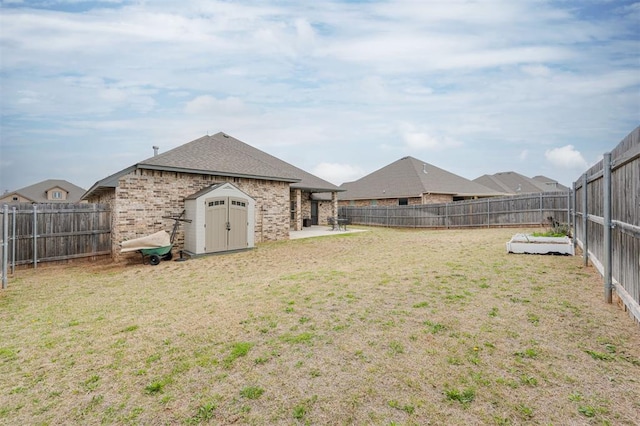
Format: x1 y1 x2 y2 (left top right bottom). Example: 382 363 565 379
338 156 502 200
3 179 86 203
83 132 341 199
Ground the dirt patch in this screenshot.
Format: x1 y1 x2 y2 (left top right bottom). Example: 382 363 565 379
1 227 639 425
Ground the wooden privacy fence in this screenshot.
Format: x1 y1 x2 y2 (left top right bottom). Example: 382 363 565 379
574 126 640 323
339 191 571 229
1 203 111 288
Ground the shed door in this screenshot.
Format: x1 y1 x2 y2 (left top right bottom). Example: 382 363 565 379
228 197 248 250
205 196 248 253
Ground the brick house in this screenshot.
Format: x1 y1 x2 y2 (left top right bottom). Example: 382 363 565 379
334 156 502 206
82 132 342 259
1 179 86 204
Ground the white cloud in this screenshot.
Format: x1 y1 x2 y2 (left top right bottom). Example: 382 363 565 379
0 0 637 192
545 145 589 169
312 163 366 186
184 95 245 115
400 124 462 151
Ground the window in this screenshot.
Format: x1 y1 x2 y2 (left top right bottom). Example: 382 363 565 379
290 201 296 220
370 200 377 206
52 191 62 199
398 198 408 206
12 196 18 201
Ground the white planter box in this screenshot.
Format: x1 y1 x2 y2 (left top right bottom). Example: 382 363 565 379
506 233 574 256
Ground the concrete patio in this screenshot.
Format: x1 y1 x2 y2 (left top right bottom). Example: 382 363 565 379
289 225 367 240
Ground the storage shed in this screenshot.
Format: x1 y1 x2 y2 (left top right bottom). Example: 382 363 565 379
184 182 255 255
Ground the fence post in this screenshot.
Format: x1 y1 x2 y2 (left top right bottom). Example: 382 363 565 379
603 152 612 304
487 199 490 227
2 205 8 289
11 206 16 275
572 183 577 249
539 192 543 224
33 204 38 270
445 203 448 228
567 191 571 229
582 173 588 266
92 204 98 259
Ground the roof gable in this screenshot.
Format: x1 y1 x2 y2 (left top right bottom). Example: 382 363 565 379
5 179 86 203
139 133 300 182
474 172 560 194
340 156 502 200
83 132 341 200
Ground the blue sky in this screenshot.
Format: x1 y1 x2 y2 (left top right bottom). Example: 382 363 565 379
1 0 638 193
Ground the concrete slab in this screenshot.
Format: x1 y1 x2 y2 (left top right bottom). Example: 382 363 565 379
290 225 367 240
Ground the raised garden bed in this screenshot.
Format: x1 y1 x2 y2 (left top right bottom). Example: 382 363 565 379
506 233 574 255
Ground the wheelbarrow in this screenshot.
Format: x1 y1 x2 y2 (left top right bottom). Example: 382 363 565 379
140 244 173 265
120 211 191 265
121 230 173 265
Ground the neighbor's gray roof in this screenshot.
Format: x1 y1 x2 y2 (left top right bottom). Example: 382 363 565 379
4 179 86 203
473 172 566 194
532 175 570 192
337 156 502 200
83 132 341 200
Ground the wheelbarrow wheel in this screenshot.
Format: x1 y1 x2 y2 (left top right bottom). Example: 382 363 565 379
162 251 173 261
149 254 161 266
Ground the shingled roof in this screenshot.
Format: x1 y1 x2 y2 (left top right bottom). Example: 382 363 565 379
338 156 502 200
3 179 86 203
83 132 341 199
473 171 567 194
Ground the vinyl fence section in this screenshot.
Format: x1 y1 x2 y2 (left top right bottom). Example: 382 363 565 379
0 203 111 285
574 126 640 323
339 191 571 229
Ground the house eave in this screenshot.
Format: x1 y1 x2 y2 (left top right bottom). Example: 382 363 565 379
292 186 346 193
137 164 301 184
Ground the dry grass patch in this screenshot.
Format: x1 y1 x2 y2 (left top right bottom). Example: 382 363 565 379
1 227 639 425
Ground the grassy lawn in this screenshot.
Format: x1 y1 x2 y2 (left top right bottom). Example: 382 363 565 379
1 227 639 425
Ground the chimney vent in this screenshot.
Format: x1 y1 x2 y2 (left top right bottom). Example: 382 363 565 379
153 146 159 156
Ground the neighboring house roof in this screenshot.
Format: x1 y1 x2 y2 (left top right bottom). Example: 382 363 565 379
474 171 568 194
83 132 341 200
337 156 503 200
532 175 570 192
1 179 86 203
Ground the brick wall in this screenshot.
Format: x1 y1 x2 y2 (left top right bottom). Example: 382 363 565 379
339 194 455 207
422 193 454 204
88 168 290 260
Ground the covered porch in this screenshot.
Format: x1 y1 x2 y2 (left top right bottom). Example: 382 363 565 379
289 189 340 231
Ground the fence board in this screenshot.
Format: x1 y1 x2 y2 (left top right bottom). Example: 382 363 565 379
0 203 111 268
574 126 640 323
340 192 570 229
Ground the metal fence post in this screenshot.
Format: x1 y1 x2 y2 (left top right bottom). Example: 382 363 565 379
2 205 8 289
582 173 588 266
572 183 577 249
445 203 449 229
487 199 490 227
11 207 16 275
539 192 543 223
603 152 612 304
33 204 38 270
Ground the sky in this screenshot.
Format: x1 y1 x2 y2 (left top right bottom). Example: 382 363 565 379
0 0 638 194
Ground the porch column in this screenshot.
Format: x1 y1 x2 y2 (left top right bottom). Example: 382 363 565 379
295 189 302 231
332 191 338 220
